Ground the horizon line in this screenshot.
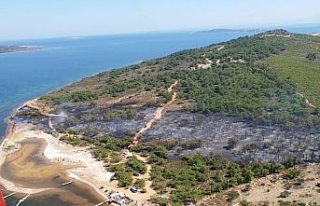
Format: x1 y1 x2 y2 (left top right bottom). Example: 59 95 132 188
1 23 320 43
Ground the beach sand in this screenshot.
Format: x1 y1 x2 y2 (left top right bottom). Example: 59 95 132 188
0 118 155 205
0 92 177 205
0 122 108 205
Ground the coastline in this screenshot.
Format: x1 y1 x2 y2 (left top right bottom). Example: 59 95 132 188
0 100 112 196
0 98 153 205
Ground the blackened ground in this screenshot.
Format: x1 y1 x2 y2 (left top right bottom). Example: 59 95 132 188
38 104 320 163
145 110 320 163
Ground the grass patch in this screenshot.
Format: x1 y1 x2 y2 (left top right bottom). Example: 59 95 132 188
267 55 320 107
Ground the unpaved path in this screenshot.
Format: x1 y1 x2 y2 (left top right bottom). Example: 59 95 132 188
26 99 52 117
16 82 179 204
25 99 66 136
131 153 156 197
197 58 212 69
214 45 224 67
105 93 141 105
217 45 225 51
135 80 178 138
297 93 316 108
101 80 178 204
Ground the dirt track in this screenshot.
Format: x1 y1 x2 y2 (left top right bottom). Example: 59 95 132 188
135 80 178 138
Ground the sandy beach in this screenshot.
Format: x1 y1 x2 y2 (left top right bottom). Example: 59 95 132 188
0 121 107 203
0 100 156 205
0 79 179 205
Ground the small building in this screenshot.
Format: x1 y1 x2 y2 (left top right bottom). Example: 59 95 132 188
110 192 126 199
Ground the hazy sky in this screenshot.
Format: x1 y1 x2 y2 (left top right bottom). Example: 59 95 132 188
1 0 319 40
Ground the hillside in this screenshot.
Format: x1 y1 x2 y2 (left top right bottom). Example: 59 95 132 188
14 30 320 205
40 30 320 127
33 30 320 159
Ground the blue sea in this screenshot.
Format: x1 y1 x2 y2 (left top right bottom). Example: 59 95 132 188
0 31 258 138
0 31 258 206
0 27 319 205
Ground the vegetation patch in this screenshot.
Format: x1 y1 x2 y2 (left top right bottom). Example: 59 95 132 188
267 55 320 107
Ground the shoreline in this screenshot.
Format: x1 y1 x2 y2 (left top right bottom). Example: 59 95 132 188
0 117 111 196
0 73 175 204
0 124 48 194
0 98 153 205
1 99 29 144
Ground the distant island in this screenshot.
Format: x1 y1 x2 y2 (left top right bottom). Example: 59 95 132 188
197 28 263 33
0 45 43 54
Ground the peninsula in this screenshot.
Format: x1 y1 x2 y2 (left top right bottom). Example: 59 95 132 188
1 30 320 206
